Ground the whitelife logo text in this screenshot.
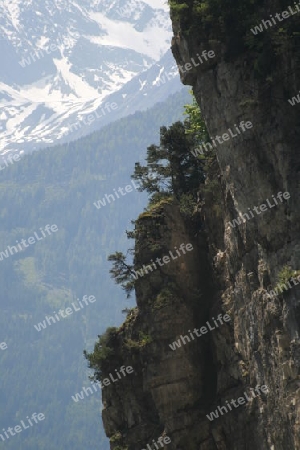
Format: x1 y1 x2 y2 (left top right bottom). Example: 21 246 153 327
178 49 216 75
206 385 269 421
34 295 96 332
288 90 300 106
0 224 58 261
169 313 231 351
18 32 79 67
228 191 290 228
72 366 134 403
191 121 253 157
132 243 194 280
267 271 300 299
93 173 156 210
0 412 45 443
141 435 171 450
0 153 22 171
0 342 7 351
250 2 300 35
67 102 118 135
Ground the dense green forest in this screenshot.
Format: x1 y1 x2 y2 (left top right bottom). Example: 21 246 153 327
0 87 190 450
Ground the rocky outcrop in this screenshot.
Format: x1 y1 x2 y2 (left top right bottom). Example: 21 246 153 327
101 199 218 449
99 2 300 449
169 1 300 449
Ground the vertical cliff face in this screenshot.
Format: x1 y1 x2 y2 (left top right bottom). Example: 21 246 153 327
170 1 300 448
101 199 219 449
98 2 300 449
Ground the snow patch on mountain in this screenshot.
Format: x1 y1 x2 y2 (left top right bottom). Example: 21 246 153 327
88 11 170 59
0 0 179 156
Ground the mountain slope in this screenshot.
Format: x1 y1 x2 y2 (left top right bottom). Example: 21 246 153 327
0 87 190 450
0 0 180 155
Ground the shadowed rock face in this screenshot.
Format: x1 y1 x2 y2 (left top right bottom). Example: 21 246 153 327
100 2 300 449
101 201 216 450
169 1 300 449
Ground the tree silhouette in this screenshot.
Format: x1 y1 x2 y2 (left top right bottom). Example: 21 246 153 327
131 121 204 203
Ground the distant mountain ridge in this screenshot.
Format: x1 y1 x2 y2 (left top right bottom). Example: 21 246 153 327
0 0 181 155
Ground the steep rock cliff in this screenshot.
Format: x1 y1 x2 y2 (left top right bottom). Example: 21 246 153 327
170 1 300 449
98 1 300 449
101 199 219 449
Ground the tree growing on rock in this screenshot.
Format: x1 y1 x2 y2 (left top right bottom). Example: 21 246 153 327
131 120 205 204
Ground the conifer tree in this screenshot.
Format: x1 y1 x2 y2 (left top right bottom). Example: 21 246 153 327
131 120 204 203
107 251 135 298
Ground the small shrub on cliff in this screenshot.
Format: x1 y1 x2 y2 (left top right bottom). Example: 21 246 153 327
169 0 189 20
110 431 122 443
84 327 118 377
183 91 215 173
179 192 198 219
183 95 224 227
124 331 153 349
153 284 178 310
275 266 300 291
121 307 136 315
138 331 153 345
184 91 209 144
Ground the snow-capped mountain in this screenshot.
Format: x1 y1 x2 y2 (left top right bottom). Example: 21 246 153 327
0 0 181 155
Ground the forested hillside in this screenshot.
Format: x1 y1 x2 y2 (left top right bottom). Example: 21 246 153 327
0 87 189 450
